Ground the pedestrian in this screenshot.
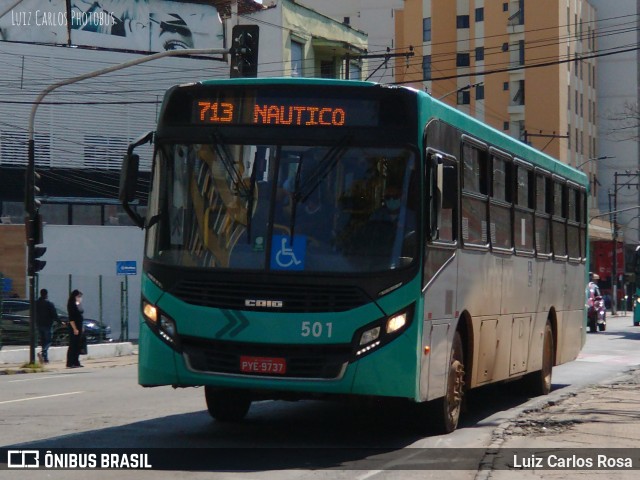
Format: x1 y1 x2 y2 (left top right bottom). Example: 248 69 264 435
66 289 84 368
35 289 59 364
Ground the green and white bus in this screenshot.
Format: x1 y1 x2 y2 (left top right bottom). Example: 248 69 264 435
120 78 588 433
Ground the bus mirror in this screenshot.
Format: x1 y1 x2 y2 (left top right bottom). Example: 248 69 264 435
119 153 139 203
119 131 153 229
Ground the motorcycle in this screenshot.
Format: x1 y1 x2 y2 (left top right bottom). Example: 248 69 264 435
588 295 607 332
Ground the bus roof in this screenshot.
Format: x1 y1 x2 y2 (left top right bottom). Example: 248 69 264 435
415 88 588 187
171 78 587 187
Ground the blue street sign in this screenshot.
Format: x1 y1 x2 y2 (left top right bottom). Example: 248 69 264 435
116 260 137 276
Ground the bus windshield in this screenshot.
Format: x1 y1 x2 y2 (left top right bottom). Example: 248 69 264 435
145 141 418 273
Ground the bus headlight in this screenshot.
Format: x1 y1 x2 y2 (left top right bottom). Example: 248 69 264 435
143 302 158 323
354 305 414 359
359 326 381 345
636 297 640 305
142 300 179 347
159 315 176 338
386 312 407 334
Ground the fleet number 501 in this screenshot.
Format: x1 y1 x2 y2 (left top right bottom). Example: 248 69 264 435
301 321 333 338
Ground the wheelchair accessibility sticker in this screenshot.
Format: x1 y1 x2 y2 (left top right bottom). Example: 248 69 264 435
271 235 306 271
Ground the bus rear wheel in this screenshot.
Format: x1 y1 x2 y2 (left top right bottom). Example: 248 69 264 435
523 321 554 396
204 387 252 422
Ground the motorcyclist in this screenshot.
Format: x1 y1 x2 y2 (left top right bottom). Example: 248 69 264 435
586 273 601 308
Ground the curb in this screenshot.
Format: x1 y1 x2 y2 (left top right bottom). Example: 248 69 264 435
0 342 135 365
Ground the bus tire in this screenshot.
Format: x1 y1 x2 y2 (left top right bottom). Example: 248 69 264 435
428 331 465 434
204 387 252 422
522 321 554 396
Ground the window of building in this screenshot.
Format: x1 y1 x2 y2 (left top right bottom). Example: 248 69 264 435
503 122 509 131
422 55 432 80
503 82 509 91
291 40 303 77
457 90 471 105
502 42 509 52
475 47 485 61
349 63 361 81
512 80 525 106
71 205 102 225
504 3 509 12
476 84 485 100
39 203 69 225
457 15 470 28
0 201 24 224
456 53 470 67
423 17 432 42
518 40 525 65
321 61 335 79
475 8 484 22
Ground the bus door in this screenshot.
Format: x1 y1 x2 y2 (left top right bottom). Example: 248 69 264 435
420 149 459 401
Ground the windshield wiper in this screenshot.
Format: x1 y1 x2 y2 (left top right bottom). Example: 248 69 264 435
288 135 352 242
210 132 250 200
288 154 305 241
245 151 258 243
295 135 352 203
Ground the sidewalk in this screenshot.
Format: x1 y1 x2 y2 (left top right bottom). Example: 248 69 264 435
479 365 640 478
0 342 137 374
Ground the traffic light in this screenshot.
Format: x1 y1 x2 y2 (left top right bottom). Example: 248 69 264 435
230 24 259 78
26 212 43 245
26 212 46 274
25 168 42 215
32 245 47 274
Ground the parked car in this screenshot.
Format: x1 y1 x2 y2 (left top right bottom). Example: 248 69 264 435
0 299 112 346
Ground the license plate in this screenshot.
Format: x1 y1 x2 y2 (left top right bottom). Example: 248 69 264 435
240 355 287 375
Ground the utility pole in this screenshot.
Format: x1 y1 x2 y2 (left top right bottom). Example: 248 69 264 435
610 171 640 315
25 47 227 364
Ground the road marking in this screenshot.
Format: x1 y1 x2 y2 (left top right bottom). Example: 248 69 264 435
8 375 70 383
0 391 83 405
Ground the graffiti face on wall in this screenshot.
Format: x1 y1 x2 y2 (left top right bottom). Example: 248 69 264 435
0 0 222 52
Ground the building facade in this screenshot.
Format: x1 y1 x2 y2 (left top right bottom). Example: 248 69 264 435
589 0 640 248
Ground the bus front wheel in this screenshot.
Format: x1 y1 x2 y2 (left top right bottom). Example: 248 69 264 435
204 387 252 422
426 331 465 434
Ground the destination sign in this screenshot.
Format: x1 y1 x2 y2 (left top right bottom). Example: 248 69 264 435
192 96 378 127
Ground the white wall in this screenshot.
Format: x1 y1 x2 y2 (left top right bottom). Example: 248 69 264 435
37 225 145 340
0 42 227 172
